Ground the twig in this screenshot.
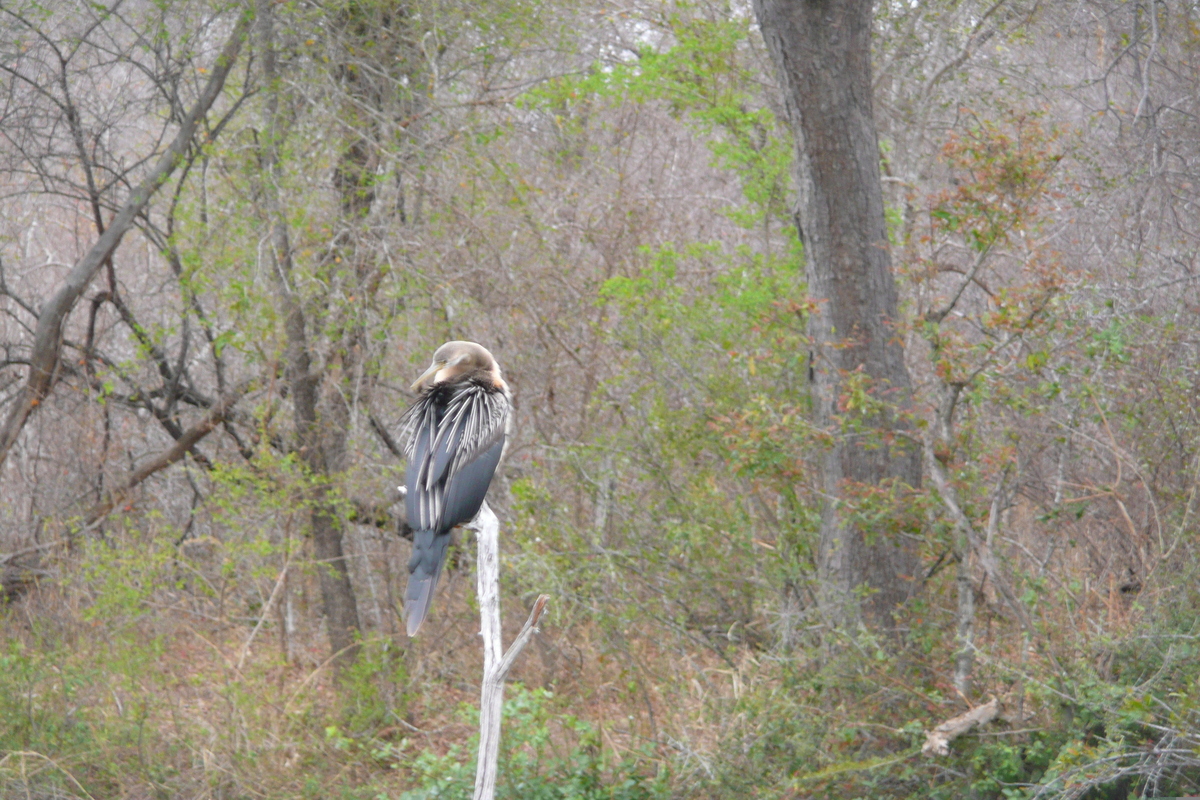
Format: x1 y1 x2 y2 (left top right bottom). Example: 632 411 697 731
925 243 995 324
282 641 365 714
80 379 253 528
0 751 96 800
236 560 291 670
0 539 65 566
368 413 404 459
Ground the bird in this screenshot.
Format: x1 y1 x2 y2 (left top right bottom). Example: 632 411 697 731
399 341 510 636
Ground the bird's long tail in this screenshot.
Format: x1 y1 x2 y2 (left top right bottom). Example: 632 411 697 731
405 529 450 636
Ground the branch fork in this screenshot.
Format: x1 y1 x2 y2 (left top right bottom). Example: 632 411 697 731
463 501 549 800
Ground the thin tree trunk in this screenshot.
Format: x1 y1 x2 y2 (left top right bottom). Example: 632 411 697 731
754 0 922 628
936 387 975 695
257 0 360 668
953 535 975 696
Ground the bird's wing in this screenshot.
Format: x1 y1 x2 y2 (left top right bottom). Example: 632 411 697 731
404 383 508 533
439 434 505 533
404 396 442 531
428 384 508 486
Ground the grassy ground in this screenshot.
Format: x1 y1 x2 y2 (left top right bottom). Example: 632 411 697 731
2 508 1198 799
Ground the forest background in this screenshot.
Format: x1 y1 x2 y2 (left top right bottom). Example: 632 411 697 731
1 0 1199 798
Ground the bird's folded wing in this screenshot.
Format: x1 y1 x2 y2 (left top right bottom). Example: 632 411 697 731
439 435 505 533
429 386 508 484
401 384 508 532
404 404 441 530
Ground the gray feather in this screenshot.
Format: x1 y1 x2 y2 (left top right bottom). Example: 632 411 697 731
400 376 509 635
405 529 450 636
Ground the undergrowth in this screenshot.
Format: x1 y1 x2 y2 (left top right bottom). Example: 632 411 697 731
1 504 1198 800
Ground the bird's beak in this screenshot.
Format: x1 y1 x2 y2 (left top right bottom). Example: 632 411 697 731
411 360 445 393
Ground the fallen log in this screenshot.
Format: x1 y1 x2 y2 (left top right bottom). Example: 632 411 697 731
923 697 1000 756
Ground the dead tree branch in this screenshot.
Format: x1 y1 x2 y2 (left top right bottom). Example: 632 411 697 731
923 697 1000 756
925 437 1036 635
0 11 252 471
466 501 549 800
81 379 253 528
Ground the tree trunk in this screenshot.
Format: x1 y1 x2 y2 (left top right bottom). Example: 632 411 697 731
754 0 921 628
257 0 361 668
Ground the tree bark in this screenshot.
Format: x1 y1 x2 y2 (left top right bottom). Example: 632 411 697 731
754 0 921 628
257 0 361 668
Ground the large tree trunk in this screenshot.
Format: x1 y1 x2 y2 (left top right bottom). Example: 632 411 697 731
754 0 921 628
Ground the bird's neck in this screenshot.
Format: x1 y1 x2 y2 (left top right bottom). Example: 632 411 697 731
429 372 502 395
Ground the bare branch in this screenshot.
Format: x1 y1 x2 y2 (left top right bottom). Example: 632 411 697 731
496 594 551 683
0 11 252 471
81 379 253 528
236 559 293 670
923 697 1001 756
925 243 995 324
466 502 549 800
369 412 405 459
924 436 1036 636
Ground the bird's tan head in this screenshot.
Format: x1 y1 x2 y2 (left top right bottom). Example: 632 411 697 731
411 341 506 393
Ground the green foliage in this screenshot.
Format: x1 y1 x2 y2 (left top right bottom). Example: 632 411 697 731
340 637 411 733
507 237 816 656
520 7 792 228
398 686 666 800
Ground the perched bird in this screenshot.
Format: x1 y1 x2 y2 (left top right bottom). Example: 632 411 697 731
400 341 510 636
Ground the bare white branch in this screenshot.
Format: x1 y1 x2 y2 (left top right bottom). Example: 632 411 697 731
465 502 549 800
923 697 1001 756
